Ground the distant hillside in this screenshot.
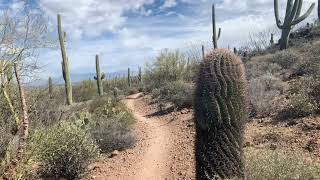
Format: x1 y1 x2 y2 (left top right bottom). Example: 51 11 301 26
29 70 139 87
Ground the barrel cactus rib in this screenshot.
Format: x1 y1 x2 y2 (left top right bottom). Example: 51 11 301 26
274 0 315 50
194 49 248 179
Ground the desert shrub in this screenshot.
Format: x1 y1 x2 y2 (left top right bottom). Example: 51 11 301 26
153 80 194 109
249 74 287 117
280 76 320 119
246 60 283 79
27 88 65 129
30 121 99 179
73 80 97 102
87 96 136 152
127 87 139 95
90 116 136 153
89 97 135 127
245 149 320 180
144 49 190 91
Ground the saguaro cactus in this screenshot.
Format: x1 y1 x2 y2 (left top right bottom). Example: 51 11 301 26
57 14 73 105
48 77 53 95
270 33 275 45
128 68 131 88
318 0 320 22
138 67 142 83
274 0 315 50
94 55 105 96
194 49 248 179
212 4 221 49
202 45 205 60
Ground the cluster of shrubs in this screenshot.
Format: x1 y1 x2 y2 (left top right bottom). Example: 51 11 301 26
26 96 136 179
144 49 197 110
246 40 320 119
0 87 136 179
245 148 320 180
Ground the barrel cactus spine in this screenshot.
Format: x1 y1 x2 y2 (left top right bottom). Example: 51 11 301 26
94 55 105 96
212 4 221 49
194 49 248 179
57 14 73 105
274 0 315 50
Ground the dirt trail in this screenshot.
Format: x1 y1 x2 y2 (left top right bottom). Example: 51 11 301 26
85 93 196 180
124 93 173 179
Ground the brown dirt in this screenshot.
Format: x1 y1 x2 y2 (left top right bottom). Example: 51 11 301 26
84 93 196 180
85 93 320 179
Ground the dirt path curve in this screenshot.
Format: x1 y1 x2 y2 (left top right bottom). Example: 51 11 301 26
85 93 180 180
124 93 173 179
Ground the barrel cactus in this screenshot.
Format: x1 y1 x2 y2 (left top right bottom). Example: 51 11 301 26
194 49 248 179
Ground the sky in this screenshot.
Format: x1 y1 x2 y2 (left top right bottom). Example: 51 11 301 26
1 0 319 81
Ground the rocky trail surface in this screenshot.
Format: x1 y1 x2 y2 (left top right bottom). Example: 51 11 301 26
85 93 196 180
85 93 320 180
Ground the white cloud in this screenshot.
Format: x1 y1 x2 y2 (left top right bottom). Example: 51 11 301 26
38 0 155 38
160 0 178 10
35 0 319 81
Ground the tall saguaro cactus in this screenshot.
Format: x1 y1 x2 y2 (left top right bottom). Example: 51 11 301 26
138 67 142 83
57 14 73 105
212 4 221 49
202 45 205 60
318 0 320 22
128 68 131 88
94 55 105 96
194 49 248 179
274 0 315 50
48 77 53 95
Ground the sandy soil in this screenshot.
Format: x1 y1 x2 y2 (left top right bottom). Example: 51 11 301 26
84 93 196 180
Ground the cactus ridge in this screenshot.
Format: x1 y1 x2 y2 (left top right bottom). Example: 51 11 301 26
194 49 248 179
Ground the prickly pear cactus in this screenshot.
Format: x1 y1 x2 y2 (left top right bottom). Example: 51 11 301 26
194 49 248 179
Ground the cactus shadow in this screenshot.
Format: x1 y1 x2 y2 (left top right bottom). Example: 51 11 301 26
145 106 175 118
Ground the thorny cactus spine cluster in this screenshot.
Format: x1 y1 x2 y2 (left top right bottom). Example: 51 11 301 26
194 49 248 179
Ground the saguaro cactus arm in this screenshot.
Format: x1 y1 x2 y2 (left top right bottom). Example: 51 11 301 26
274 0 315 50
292 3 315 25
212 4 221 49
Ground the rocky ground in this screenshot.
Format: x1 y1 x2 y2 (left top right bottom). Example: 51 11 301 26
84 93 320 179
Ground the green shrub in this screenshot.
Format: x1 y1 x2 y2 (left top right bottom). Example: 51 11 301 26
245 149 320 180
30 122 99 179
73 80 97 102
90 116 136 153
144 49 189 91
88 96 136 152
249 73 288 117
278 76 320 119
153 80 194 109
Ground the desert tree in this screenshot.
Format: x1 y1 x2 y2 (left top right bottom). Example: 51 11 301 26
0 3 50 178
